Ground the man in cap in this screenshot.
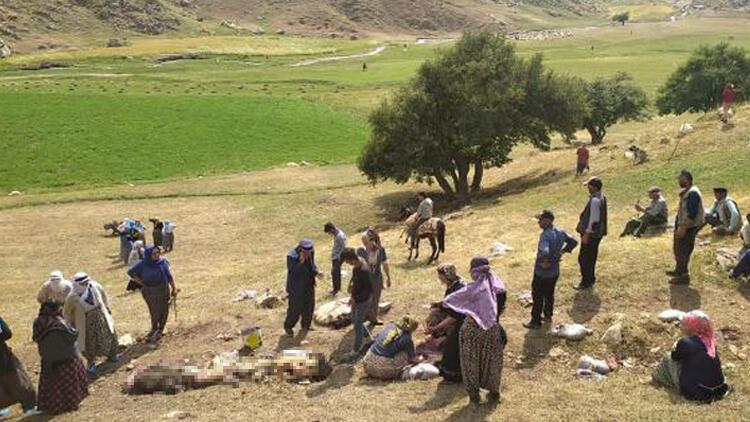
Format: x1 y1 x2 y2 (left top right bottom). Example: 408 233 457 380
668 170 705 284
324 222 347 296
575 177 608 290
620 186 669 238
524 210 578 329
284 239 322 337
705 187 741 236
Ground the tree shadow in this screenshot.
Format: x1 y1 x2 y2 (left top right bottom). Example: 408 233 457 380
569 290 601 324
669 285 701 311
408 380 467 413
519 327 555 369
471 170 576 210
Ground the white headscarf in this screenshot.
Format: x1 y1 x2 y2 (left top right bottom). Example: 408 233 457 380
72 272 98 309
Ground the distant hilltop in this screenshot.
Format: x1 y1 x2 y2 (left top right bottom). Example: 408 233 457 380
0 0 747 54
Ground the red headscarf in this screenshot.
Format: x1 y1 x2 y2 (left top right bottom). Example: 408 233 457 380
681 310 716 358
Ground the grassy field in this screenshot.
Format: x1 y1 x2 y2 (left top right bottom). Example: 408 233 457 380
1 16 749 193
0 102 748 422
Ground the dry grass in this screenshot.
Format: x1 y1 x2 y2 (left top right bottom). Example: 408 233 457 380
2 109 750 421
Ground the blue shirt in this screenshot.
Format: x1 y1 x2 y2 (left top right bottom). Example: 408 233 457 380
128 258 173 287
370 323 415 358
535 227 578 278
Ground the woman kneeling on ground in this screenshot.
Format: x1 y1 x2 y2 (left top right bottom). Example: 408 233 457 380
424 263 466 383
444 256 507 405
33 301 89 415
128 246 178 343
363 316 421 380
652 310 730 403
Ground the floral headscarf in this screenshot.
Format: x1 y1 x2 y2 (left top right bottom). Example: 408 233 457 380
681 310 716 358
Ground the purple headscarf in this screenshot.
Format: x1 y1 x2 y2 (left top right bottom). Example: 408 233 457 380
443 257 507 331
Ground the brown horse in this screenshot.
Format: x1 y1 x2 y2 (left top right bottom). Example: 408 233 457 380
399 205 446 264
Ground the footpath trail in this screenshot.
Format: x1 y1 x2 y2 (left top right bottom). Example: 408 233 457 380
290 46 387 67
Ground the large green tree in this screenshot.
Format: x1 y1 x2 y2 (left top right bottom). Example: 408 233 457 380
358 32 588 202
583 72 649 145
656 43 750 114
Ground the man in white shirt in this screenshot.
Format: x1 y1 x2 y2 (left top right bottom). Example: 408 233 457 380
620 186 669 237
705 187 741 236
409 192 433 240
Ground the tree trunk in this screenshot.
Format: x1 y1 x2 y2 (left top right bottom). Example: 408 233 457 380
587 126 606 145
471 157 483 193
454 158 471 204
434 173 455 198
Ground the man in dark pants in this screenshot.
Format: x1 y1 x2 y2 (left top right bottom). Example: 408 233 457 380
523 210 578 329
668 170 705 285
575 177 608 290
324 222 347 296
284 239 322 337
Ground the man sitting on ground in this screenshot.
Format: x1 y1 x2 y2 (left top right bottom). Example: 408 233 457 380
621 186 669 238
705 187 741 236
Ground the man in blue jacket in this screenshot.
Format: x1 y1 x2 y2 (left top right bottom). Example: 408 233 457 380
524 210 578 329
284 239 321 337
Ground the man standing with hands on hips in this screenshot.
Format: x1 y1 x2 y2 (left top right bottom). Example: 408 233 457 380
575 177 608 290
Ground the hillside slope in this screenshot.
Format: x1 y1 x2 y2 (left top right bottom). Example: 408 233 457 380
0 0 604 53
0 105 748 421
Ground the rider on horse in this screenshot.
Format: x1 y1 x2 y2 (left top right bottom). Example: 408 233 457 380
410 192 433 240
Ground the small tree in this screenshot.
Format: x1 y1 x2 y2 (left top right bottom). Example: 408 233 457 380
612 11 630 25
583 72 649 145
358 32 588 202
656 43 750 114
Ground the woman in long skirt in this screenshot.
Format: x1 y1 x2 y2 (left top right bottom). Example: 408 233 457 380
63 273 119 374
0 316 37 416
357 228 392 325
444 256 507 404
33 301 88 415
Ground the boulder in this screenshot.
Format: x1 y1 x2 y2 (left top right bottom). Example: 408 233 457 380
0 38 11 59
601 323 622 346
716 248 739 271
118 333 136 348
107 38 125 48
658 309 685 323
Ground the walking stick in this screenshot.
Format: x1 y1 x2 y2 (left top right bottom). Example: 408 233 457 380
667 136 682 162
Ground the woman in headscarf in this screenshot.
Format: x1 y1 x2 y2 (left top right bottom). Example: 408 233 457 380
37 270 72 304
128 246 178 343
444 256 507 405
0 316 37 416
33 301 88 415
117 221 134 265
424 263 466 383
126 241 145 292
357 228 392 325
363 316 421 380
652 310 730 402
63 272 119 374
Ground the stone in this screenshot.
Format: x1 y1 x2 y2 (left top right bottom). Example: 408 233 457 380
118 333 136 347
548 347 567 359
7 191 21 196
577 355 610 375
658 309 685 323
163 410 192 419
286 162 300 167
276 29 287 35
601 323 622 346
107 38 125 48
0 38 11 59
551 323 593 341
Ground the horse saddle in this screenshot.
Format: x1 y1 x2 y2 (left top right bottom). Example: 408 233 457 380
406 213 439 236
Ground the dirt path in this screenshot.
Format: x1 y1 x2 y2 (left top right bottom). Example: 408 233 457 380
289 46 386 67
